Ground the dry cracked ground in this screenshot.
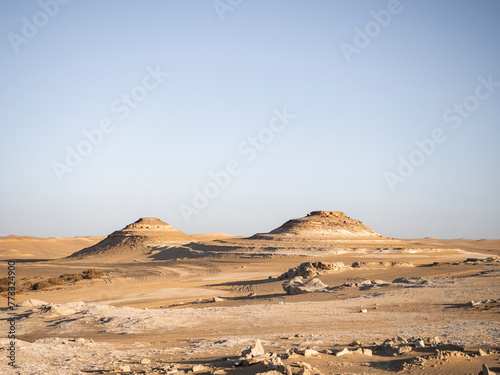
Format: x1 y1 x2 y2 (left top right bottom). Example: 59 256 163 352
1 235 499 375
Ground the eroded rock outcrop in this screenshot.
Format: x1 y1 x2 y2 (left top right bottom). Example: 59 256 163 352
251 211 385 240
69 218 191 258
279 261 350 280
282 277 330 295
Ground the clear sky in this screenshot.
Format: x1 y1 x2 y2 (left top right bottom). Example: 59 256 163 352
1 0 499 239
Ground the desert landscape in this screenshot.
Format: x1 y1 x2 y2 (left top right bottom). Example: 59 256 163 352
1 211 499 375
2 1 499 374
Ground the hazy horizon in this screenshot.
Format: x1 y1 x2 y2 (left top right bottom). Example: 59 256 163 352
1 1 499 240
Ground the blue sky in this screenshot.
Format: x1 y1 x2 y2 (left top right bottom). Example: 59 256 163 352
1 0 499 239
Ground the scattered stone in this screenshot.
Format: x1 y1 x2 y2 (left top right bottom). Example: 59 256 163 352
335 348 352 357
362 348 373 356
266 356 283 369
283 348 299 360
478 349 488 357
242 339 265 358
381 339 413 356
192 364 212 373
435 350 470 360
296 362 313 370
163 365 178 374
480 364 495 375
392 277 431 285
212 297 224 303
265 356 290 374
282 277 330 295
116 364 131 372
243 356 267 366
139 358 151 364
397 345 413 355
430 336 441 347
279 261 350 280
360 308 368 313
414 339 425 348
468 300 481 307
302 348 319 357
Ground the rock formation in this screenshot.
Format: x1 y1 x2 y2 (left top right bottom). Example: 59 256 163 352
279 261 350 280
282 277 331 295
251 211 385 240
69 218 191 258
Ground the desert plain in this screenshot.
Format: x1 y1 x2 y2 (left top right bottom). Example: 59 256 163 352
1 211 499 375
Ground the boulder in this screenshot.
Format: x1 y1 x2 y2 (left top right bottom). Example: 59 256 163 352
279 261 350 280
414 339 425 348
392 277 431 285
192 364 212 373
362 348 373 356
297 348 319 357
282 277 330 295
381 339 413 356
241 339 265 358
478 349 488 356
479 364 495 375
335 348 352 357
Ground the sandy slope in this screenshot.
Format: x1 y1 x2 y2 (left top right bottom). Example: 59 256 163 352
0 235 104 260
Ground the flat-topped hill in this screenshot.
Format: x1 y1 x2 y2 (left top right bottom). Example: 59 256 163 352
68 218 191 258
250 211 385 240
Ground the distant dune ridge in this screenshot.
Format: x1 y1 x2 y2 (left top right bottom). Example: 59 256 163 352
250 211 385 240
68 217 191 258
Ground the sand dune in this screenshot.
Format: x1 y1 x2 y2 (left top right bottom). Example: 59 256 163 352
0 235 104 260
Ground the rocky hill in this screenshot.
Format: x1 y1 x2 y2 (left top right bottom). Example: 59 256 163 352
68 218 191 258
250 211 385 240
